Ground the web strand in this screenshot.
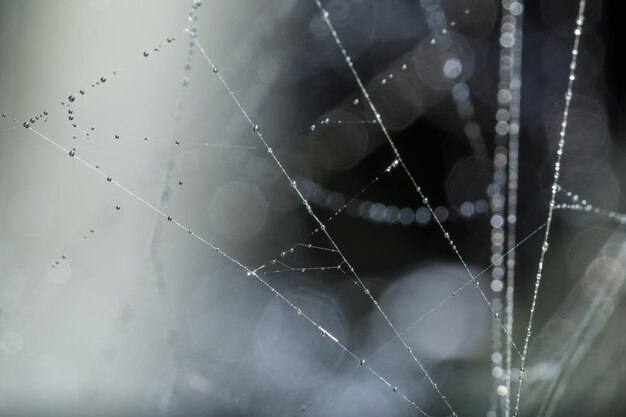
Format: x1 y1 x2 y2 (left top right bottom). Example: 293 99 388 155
366 221 546 362
24 126 430 416
512 1 587 415
311 0 521 384
488 1 525 415
505 2 524 415
194 36 455 415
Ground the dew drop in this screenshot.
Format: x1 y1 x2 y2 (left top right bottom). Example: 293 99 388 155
69 150 75 157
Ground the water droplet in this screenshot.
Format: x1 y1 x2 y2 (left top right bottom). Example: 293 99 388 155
143 51 149 57
23 122 29 128
167 216 173 221
175 140 180 145
106 176 112 182
178 180 183 185
68 95 75 102
68 150 75 157
115 134 119 139
115 205 121 210
360 359 366 367
100 76 106 83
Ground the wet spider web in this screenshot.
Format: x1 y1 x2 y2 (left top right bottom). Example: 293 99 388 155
1 1 623 416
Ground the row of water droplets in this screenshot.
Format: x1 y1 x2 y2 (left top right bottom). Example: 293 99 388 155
312 3 535 412
512 1 587 416
488 1 524 416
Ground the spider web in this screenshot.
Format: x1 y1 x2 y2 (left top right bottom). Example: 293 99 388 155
1 1 622 416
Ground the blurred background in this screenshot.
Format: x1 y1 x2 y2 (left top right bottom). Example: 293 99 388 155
0 0 625 416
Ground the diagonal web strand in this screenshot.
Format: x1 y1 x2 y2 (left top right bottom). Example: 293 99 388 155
366 221 546 362
194 36 458 416
25 125 431 416
311 0 520 375
512 1 587 415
